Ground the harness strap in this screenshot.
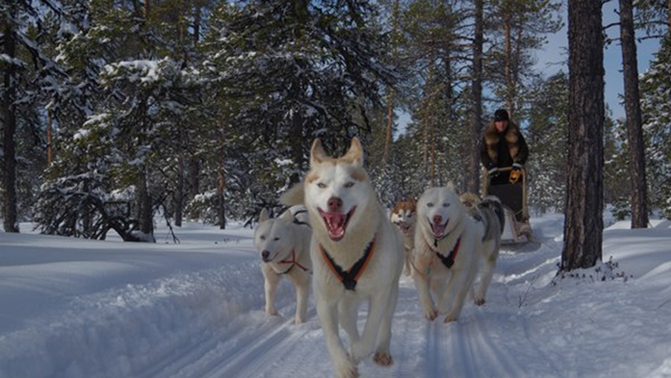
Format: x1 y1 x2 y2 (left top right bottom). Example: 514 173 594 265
278 250 312 275
292 209 311 228
320 237 376 291
435 237 461 269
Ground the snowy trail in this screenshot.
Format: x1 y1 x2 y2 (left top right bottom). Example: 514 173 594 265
6 215 671 378
131 245 559 378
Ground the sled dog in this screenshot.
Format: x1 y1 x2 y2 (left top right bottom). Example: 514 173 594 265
254 205 312 324
411 184 484 322
282 138 403 378
460 192 505 305
390 198 417 277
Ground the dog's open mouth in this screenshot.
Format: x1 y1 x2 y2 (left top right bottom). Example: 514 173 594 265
397 223 411 234
319 207 356 241
430 219 448 238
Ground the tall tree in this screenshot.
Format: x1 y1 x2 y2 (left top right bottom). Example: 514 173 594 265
525 72 568 215
203 0 394 224
1 2 19 232
468 0 484 193
562 0 604 271
1 0 71 232
486 0 562 116
619 0 649 228
640 35 671 218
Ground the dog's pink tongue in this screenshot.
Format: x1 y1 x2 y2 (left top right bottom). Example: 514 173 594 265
432 222 447 238
322 213 346 240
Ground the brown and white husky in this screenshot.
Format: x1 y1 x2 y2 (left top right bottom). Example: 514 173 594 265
390 198 417 277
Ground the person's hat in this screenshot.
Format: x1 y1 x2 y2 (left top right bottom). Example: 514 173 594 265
494 109 509 122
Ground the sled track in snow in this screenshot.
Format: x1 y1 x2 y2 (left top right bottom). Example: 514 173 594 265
136 239 562 378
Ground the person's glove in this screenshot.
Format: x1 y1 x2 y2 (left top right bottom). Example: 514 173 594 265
509 163 523 184
488 167 500 178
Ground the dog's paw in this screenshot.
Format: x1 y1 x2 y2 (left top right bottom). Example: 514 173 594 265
349 341 372 364
373 351 394 367
266 308 278 316
423 306 438 321
334 361 359 378
443 313 459 323
474 297 485 306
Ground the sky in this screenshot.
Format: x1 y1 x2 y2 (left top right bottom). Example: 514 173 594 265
2 212 671 378
535 1 662 121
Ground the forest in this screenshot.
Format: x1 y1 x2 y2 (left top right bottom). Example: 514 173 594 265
1 0 670 242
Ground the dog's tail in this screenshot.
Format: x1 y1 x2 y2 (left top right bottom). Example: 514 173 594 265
280 182 305 207
481 195 505 233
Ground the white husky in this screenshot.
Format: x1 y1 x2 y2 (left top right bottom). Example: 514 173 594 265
254 206 312 324
411 184 484 323
282 138 403 378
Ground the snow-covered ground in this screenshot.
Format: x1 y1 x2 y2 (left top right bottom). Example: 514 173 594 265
2 214 671 378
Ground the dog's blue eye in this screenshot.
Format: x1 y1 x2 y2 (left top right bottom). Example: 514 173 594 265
344 182 354 188
443 203 450 207
427 203 434 207
273 237 280 241
260 235 266 240
317 183 327 189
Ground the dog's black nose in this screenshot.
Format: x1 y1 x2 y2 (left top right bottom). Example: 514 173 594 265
433 214 442 224
261 250 270 260
327 197 343 212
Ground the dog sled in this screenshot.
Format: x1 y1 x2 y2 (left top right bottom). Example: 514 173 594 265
482 167 532 244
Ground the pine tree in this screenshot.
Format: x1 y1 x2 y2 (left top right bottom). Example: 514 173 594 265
202 0 394 222
525 72 568 215
485 0 562 116
619 0 649 228
1 0 73 232
562 0 604 271
640 35 671 218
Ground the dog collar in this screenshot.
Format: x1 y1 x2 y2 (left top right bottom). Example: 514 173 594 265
320 237 376 291
278 249 312 275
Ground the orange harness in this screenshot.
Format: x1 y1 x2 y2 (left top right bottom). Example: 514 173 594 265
278 250 312 275
320 237 376 291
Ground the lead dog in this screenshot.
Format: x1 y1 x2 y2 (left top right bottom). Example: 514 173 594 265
411 184 484 322
460 192 505 305
254 205 312 324
282 138 403 378
390 198 417 277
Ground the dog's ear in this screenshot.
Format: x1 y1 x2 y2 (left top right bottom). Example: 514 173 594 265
342 137 364 167
259 208 270 223
310 138 328 166
409 198 417 209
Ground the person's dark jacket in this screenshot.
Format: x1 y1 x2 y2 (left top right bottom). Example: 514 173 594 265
480 120 529 171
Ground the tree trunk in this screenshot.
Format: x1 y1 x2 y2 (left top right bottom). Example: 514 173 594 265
218 132 226 230
175 155 184 227
138 171 154 239
468 0 484 194
619 0 649 229
194 0 202 45
188 158 199 219
562 0 604 271
382 0 400 167
504 14 514 113
47 108 53 164
1 12 19 233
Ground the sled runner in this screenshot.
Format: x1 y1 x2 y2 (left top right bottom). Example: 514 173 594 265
482 167 531 244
